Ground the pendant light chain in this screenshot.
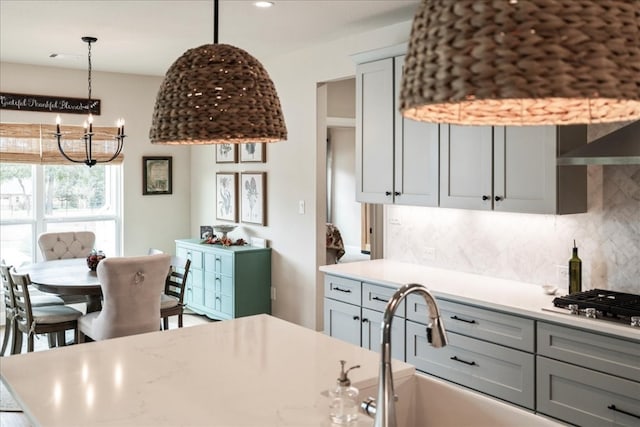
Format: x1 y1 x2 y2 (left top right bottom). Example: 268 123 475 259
87 39 92 103
213 0 219 44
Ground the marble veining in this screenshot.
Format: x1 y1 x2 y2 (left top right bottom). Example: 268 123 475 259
385 163 640 295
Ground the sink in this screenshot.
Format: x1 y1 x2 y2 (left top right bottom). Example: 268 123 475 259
357 373 562 427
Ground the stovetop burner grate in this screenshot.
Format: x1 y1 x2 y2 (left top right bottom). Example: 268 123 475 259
553 289 640 318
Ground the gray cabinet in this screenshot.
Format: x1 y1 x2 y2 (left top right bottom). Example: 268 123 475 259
536 322 640 426
406 296 536 409
354 46 439 206
440 124 587 214
176 239 271 321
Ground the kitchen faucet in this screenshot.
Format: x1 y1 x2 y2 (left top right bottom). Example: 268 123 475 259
361 283 448 427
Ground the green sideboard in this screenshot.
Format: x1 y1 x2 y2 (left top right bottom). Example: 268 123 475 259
175 239 272 320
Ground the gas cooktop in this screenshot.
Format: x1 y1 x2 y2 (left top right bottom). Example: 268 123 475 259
553 289 640 327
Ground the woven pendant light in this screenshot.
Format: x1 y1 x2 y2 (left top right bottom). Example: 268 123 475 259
150 0 287 144
400 0 640 125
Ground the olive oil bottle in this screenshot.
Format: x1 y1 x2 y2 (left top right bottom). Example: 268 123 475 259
568 240 582 294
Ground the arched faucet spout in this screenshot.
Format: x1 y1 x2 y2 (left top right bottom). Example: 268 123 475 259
361 283 448 427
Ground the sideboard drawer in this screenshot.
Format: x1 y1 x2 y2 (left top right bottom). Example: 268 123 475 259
362 282 403 315
324 275 361 305
408 297 535 352
204 251 233 276
407 321 535 409
537 356 640 427
537 322 640 382
177 246 203 270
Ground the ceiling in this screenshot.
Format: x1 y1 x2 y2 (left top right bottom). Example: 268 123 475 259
0 0 419 77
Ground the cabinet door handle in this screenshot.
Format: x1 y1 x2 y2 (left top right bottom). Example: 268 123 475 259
394 192 401 196
353 316 360 321
608 405 640 419
451 315 476 324
385 191 392 196
372 296 389 303
482 195 490 201
450 356 477 366
362 318 369 323
333 286 351 293
495 196 503 202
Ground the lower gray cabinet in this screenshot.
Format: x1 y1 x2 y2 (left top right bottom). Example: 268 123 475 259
324 298 361 347
406 321 535 409
537 356 640 427
362 308 405 361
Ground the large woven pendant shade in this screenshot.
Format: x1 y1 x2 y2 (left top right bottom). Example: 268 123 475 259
400 0 640 125
150 43 287 144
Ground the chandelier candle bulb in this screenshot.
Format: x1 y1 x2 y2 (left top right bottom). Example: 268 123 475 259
55 115 61 133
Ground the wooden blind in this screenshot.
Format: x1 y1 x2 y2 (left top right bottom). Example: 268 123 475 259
0 122 124 165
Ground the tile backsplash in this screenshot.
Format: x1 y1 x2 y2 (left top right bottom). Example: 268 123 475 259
384 125 640 295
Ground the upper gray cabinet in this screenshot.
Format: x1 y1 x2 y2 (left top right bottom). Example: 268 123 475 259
354 45 439 206
440 124 587 214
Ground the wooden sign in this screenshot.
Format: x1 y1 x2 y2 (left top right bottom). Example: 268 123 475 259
0 92 101 115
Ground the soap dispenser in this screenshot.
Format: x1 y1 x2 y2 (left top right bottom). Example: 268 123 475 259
329 360 360 424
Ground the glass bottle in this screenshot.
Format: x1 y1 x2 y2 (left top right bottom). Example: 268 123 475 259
568 240 582 294
329 360 360 425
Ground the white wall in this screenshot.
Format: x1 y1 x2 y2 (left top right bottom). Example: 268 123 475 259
0 62 191 256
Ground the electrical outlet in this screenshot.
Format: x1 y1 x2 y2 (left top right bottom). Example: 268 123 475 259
389 217 401 225
425 247 436 261
556 265 569 284
271 287 276 300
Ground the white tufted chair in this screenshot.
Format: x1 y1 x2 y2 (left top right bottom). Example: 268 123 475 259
37 231 96 261
78 254 171 342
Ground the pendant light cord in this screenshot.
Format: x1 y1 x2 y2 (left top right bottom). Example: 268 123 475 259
87 40 92 102
213 0 219 44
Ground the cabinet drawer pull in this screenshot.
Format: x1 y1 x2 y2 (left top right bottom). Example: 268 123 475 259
333 286 352 293
450 356 477 366
372 296 389 303
353 316 360 321
495 196 503 202
451 315 476 324
482 195 490 201
385 191 392 196
608 405 640 419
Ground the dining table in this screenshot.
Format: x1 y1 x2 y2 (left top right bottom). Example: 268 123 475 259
16 258 103 312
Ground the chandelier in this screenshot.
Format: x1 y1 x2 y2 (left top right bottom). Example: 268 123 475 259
55 36 125 167
149 0 287 145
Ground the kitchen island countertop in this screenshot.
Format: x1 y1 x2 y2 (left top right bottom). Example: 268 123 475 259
320 259 639 342
0 314 414 426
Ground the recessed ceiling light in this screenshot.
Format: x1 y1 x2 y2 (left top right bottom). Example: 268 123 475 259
254 1 274 8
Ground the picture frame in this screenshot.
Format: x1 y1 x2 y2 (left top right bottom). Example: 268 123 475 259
216 172 238 222
239 143 266 163
216 143 237 163
142 156 172 195
240 172 266 225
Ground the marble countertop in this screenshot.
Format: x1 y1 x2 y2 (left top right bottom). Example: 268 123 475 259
320 259 639 342
0 314 414 427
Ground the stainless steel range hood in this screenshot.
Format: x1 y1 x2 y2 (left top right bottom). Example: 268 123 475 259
557 120 640 165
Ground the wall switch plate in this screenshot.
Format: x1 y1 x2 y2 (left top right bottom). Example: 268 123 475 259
298 200 305 215
556 265 569 284
250 237 267 248
425 247 436 261
271 287 276 300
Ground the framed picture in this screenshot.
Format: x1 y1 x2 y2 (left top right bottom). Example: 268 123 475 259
240 143 266 163
240 172 266 225
216 172 238 222
143 156 172 195
216 143 237 163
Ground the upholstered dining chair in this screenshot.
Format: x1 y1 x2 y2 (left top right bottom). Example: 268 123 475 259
37 231 95 261
161 257 191 330
1 262 67 355
8 270 82 353
78 254 171 342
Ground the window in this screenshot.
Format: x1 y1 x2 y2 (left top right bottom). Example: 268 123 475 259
0 162 121 266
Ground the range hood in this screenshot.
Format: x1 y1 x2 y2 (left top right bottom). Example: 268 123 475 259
557 121 640 165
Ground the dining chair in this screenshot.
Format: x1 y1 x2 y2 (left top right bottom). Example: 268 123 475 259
8 270 82 353
37 231 95 261
1 262 68 355
161 257 191 330
78 254 171 342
